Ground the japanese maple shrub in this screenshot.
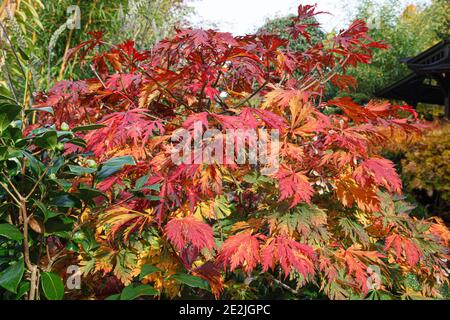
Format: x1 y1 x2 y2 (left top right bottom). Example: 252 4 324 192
31 4 449 299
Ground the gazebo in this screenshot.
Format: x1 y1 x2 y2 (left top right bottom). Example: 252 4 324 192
377 39 450 118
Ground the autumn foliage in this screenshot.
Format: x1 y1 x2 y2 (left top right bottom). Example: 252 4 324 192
30 4 449 299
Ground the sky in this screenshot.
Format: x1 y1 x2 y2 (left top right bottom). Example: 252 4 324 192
187 0 429 35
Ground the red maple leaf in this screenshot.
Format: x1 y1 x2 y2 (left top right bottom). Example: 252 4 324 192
193 262 224 298
385 234 422 267
85 108 164 159
329 97 376 123
353 157 402 194
338 246 385 294
216 231 265 273
261 236 316 278
165 216 216 252
273 165 314 207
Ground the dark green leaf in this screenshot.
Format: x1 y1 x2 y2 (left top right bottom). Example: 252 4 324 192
22 151 46 175
0 146 7 160
52 179 73 192
72 124 107 133
40 272 64 300
0 102 21 132
16 281 30 299
17 47 30 61
0 92 16 103
96 156 136 182
145 195 162 201
143 184 161 192
44 216 76 239
105 293 121 300
33 200 61 221
67 137 87 148
170 273 209 290
1 127 22 143
68 165 96 176
120 284 158 300
134 175 149 191
77 185 108 202
33 131 57 150
49 194 81 208
0 258 24 293
139 264 162 280
25 107 54 115
0 224 23 241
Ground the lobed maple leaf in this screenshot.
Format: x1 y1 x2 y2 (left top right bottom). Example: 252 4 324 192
427 218 450 247
65 31 104 62
104 73 142 92
33 80 98 126
337 246 385 294
353 157 402 194
97 207 153 242
183 112 210 131
334 172 381 212
85 108 165 159
165 216 216 252
318 252 339 284
331 74 358 92
385 234 422 267
266 204 329 245
289 4 325 42
261 236 316 278
329 97 376 123
323 123 384 156
193 262 224 298
287 94 328 136
216 231 264 273
273 165 314 207
262 88 306 111
333 20 369 49
296 4 325 21
245 108 288 131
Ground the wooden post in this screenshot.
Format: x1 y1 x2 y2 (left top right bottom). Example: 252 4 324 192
445 89 450 118
435 74 449 118
443 75 450 118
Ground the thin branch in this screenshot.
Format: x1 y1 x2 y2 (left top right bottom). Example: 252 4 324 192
100 41 193 111
0 49 19 102
300 55 350 92
20 204 33 270
271 276 299 294
216 96 230 111
0 20 27 78
90 64 107 88
25 167 49 200
1 172 23 200
0 181 21 204
265 273 299 295
0 20 33 104
45 249 65 272
235 80 269 108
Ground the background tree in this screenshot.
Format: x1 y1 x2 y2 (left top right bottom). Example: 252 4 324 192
339 0 449 222
343 0 450 103
258 14 325 51
0 0 190 97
